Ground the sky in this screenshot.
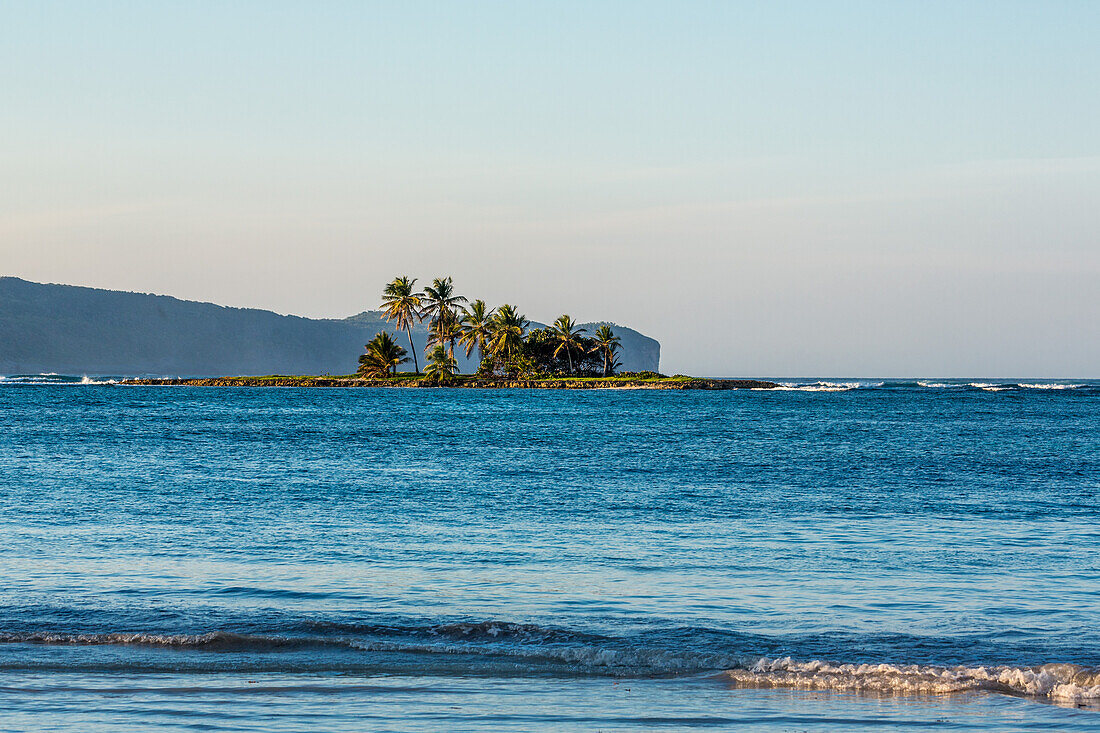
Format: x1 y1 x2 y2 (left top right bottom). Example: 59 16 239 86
1 1 1097 377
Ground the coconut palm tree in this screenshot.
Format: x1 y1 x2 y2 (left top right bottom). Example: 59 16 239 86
380 276 423 374
458 299 496 367
358 331 409 377
550 315 587 374
487 304 528 366
420 277 467 358
592 325 621 377
358 351 389 378
423 344 458 385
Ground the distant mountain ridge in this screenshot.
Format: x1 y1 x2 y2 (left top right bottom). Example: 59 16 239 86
0 277 660 376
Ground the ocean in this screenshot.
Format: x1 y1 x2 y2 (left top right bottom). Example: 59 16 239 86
1 377 1098 731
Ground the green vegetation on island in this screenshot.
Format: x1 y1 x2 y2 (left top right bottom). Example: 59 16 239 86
364 275 628 385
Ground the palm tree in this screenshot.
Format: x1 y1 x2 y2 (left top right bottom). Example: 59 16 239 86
458 299 496 367
358 351 389 378
358 331 409 377
487 304 528 365
421 277 468 358
380 276 423 374
550 315 586 374
423 344 458 385
592 325 621 377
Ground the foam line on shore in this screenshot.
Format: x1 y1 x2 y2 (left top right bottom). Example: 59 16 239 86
724 657 1100 704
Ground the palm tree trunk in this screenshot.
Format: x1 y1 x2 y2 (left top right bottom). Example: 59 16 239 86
603 349 609 377
567 347 573 374
406 324 420 374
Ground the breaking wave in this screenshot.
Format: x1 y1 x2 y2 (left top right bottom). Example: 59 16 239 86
770 381 882 392
724 657 1100 705
764 380 1097 393
0 374 119 385
4 625 1099 707
968 382 1012 391
0 626 745 679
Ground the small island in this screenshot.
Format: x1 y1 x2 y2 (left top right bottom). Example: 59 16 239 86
123 374 781 389
123 275 780 390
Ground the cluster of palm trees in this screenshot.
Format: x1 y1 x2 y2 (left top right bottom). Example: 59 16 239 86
358 276 622 381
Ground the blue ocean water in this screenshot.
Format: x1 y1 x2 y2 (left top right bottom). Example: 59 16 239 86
0 377 1098 731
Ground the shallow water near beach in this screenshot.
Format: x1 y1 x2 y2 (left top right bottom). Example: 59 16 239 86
1 378 1098 730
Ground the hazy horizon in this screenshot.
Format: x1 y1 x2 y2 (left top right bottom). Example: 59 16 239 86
2 2 1097 377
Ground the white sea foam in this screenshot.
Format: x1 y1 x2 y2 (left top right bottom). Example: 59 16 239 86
1019 383 1084 390
773 381 871 392
80 376 118 385
724 657 1100 705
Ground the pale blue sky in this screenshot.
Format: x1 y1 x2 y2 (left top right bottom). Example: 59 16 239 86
2 1 1097 375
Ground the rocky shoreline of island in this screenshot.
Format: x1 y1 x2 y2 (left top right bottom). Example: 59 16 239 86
122 376 782 390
